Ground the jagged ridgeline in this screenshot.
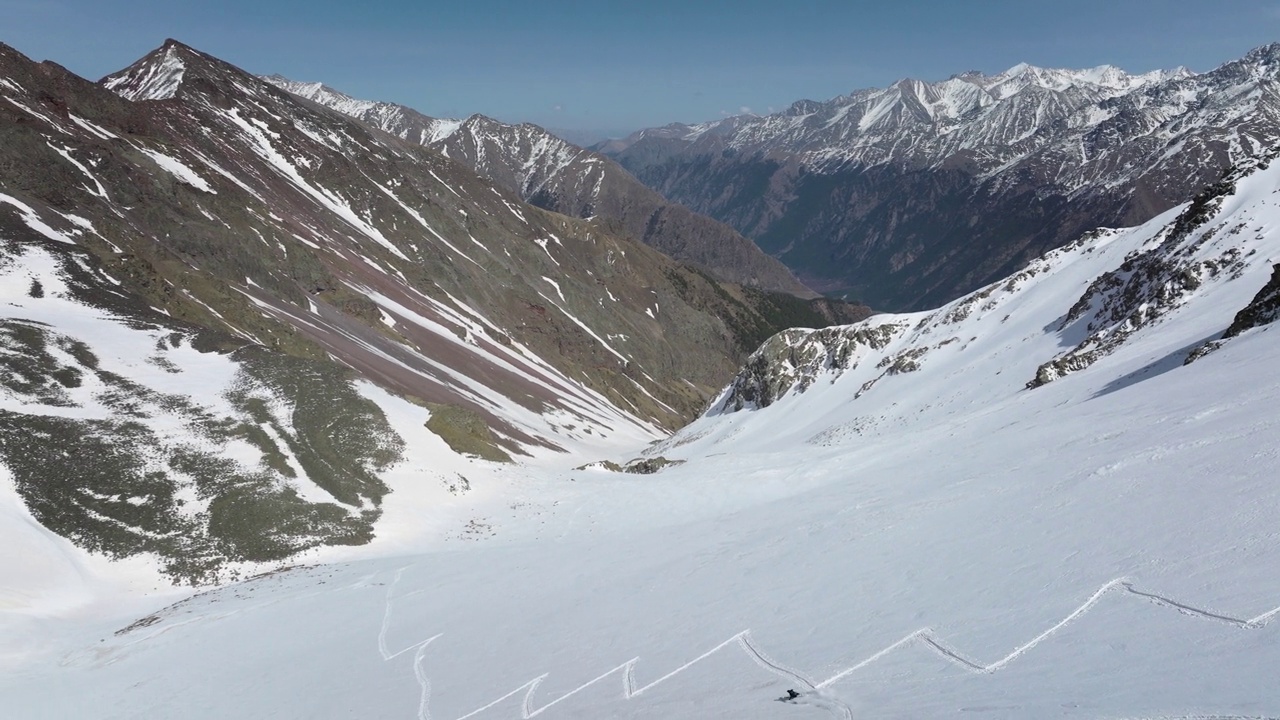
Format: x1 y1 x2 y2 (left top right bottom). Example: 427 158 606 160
0 39 864 580
262 76 818 299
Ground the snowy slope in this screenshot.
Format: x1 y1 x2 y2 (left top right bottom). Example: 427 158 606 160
7 329 1279 718
702 153 1278 425
4 99 1280 720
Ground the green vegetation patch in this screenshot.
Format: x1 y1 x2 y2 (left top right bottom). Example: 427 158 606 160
226 347 404 505
424 402 512 463
0 412 225 583
0 322 406 584
0 320 85 406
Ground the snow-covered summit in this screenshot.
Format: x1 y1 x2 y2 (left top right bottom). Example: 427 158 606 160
101 39 188 101
973 61 1190 98
263 76 379 117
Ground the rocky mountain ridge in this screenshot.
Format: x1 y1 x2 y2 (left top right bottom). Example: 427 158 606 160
263 75 821 298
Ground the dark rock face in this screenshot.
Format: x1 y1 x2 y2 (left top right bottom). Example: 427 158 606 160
602 47 1280 311
1225 264 1280 338
263 77 817 298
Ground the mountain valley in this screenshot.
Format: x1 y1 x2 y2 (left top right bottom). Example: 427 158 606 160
2 35 1279 720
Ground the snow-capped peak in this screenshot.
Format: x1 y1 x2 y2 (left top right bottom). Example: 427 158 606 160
1136 65 1195 85
102 40 187 101
1001 61 1036 77
1069 63 1198 91
979 62 1134 99
1242 41 1280 66
1072 64 1130 87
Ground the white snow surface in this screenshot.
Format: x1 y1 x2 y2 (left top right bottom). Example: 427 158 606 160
0 193 74 244
4 159 1280 718
137 147 217 193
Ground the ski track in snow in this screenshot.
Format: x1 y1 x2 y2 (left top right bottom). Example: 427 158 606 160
378 570 443 720
375 570 1280 719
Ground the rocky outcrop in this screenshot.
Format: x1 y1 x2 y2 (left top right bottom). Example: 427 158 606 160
1224 263 1280 338
1185 261 1280 364
713 322 906 412
1029 170 1252 387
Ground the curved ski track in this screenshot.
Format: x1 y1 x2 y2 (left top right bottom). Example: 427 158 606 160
377 569 1280 720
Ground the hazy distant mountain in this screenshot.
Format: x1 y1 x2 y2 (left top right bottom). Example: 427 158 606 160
600 47 1280 310
542 127 633 147
264 76 820 298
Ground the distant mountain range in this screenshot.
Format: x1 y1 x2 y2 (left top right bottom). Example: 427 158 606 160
598 46 1280 310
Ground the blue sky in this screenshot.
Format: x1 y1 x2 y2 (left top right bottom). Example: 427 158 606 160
4 0 1279 137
